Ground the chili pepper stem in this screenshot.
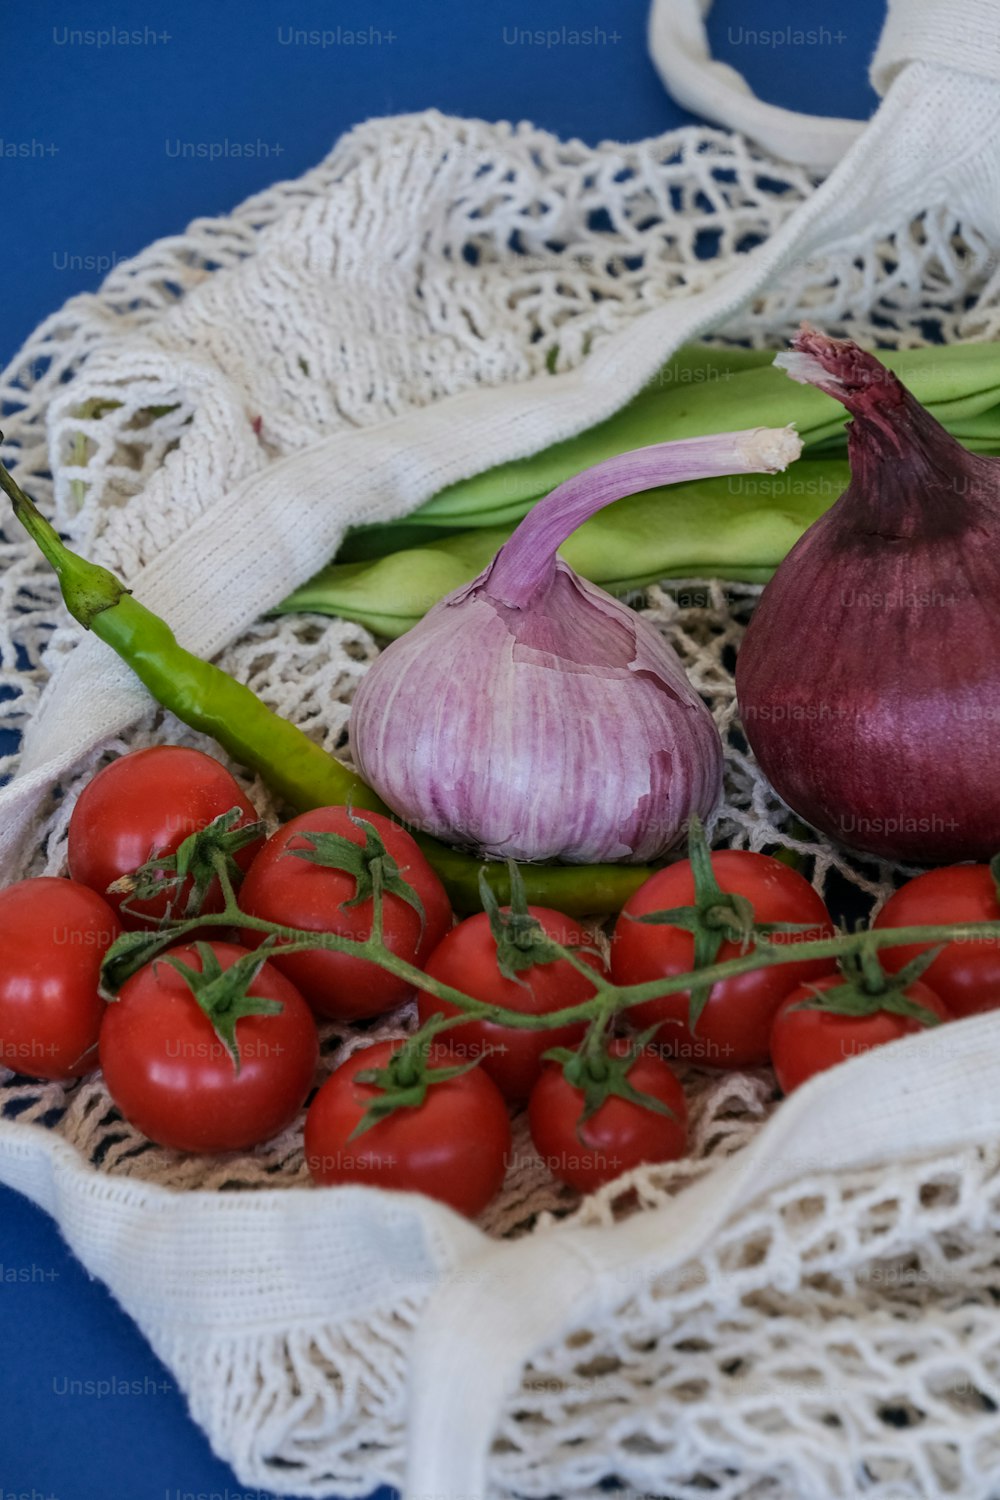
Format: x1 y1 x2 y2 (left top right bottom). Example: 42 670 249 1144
0 451 127 629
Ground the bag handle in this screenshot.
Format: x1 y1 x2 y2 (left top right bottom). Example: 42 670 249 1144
649 0 1000 170
872 0 1000 93
646 0 868 170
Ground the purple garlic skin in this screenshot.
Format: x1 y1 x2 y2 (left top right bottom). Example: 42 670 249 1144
349 561 722 863
736 327 1000 864
349 429 802 865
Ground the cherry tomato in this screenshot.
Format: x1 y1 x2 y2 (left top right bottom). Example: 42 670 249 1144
0 878 121 1080
770 973 951 1094
67 745 263 929
416 908 602 1104
611 852 835 1069
99 941 318 1152
304 1039 510 1217
239 808 452 1022
874 865 1000 1017
528 1039 687 1193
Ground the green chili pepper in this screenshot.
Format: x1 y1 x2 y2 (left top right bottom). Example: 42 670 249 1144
0 454 652 916
421 842 651 918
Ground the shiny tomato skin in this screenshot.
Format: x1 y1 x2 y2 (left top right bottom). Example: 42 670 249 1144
0 878 121 1080
874 866 1000 1018
304 1039 510 1217
770 974 951 1094
416 907 602 1104
67 746 262 929
99 941 318 1152
611 852 835 1069
239 808 452 1023
528 1039 687 1194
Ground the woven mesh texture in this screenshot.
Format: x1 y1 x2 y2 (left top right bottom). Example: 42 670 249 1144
3 110 1000 1498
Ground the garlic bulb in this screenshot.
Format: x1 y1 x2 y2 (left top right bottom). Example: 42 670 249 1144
350 429 801 863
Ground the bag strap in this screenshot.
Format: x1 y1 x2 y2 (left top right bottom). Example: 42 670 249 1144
646 0 867 170
872 0 1000 92
649 0 1000 169
648 0 1000 171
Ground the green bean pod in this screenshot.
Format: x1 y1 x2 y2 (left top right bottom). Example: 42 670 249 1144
1 456 653 915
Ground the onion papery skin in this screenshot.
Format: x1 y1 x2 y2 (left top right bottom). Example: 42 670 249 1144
736 328 1000 864
350 561 722 863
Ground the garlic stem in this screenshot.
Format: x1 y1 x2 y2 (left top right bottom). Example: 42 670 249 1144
482 426 801 609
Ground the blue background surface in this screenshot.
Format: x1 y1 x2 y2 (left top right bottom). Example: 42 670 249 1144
2 3 882 1497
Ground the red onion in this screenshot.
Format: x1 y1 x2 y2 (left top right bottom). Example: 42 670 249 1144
736 327 1000 863
350 428 801 864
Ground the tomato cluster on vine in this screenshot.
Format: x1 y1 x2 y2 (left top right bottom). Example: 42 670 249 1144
2 744 997 1219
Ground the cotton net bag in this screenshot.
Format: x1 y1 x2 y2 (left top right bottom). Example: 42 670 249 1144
4 1 1000 1496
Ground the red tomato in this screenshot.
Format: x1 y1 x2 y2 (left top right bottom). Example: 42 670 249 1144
874 866 1000 1017
67 746 262 929
528 1039 687 1193
99 940 318 1152
416 908 602 1104
770 973 950 1093
0 878 121 1081
239 808 452 1022
304 1039 510 1217
611 852 835 1069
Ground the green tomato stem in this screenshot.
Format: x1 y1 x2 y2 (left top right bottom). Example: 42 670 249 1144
146 879 1000 1039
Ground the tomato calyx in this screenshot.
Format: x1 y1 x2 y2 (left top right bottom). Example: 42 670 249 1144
159 941 285 1072
350 1039 480 1138
990 852 1000 906
544 1023 678 1133
101 925 189 996
627 816 817 1031
790 939 944 1028
477 861 575 984
287 811 426 937
108 806 265 922
625 817 751 1029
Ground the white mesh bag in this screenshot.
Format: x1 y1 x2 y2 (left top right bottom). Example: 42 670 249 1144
4 2 1000 1495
